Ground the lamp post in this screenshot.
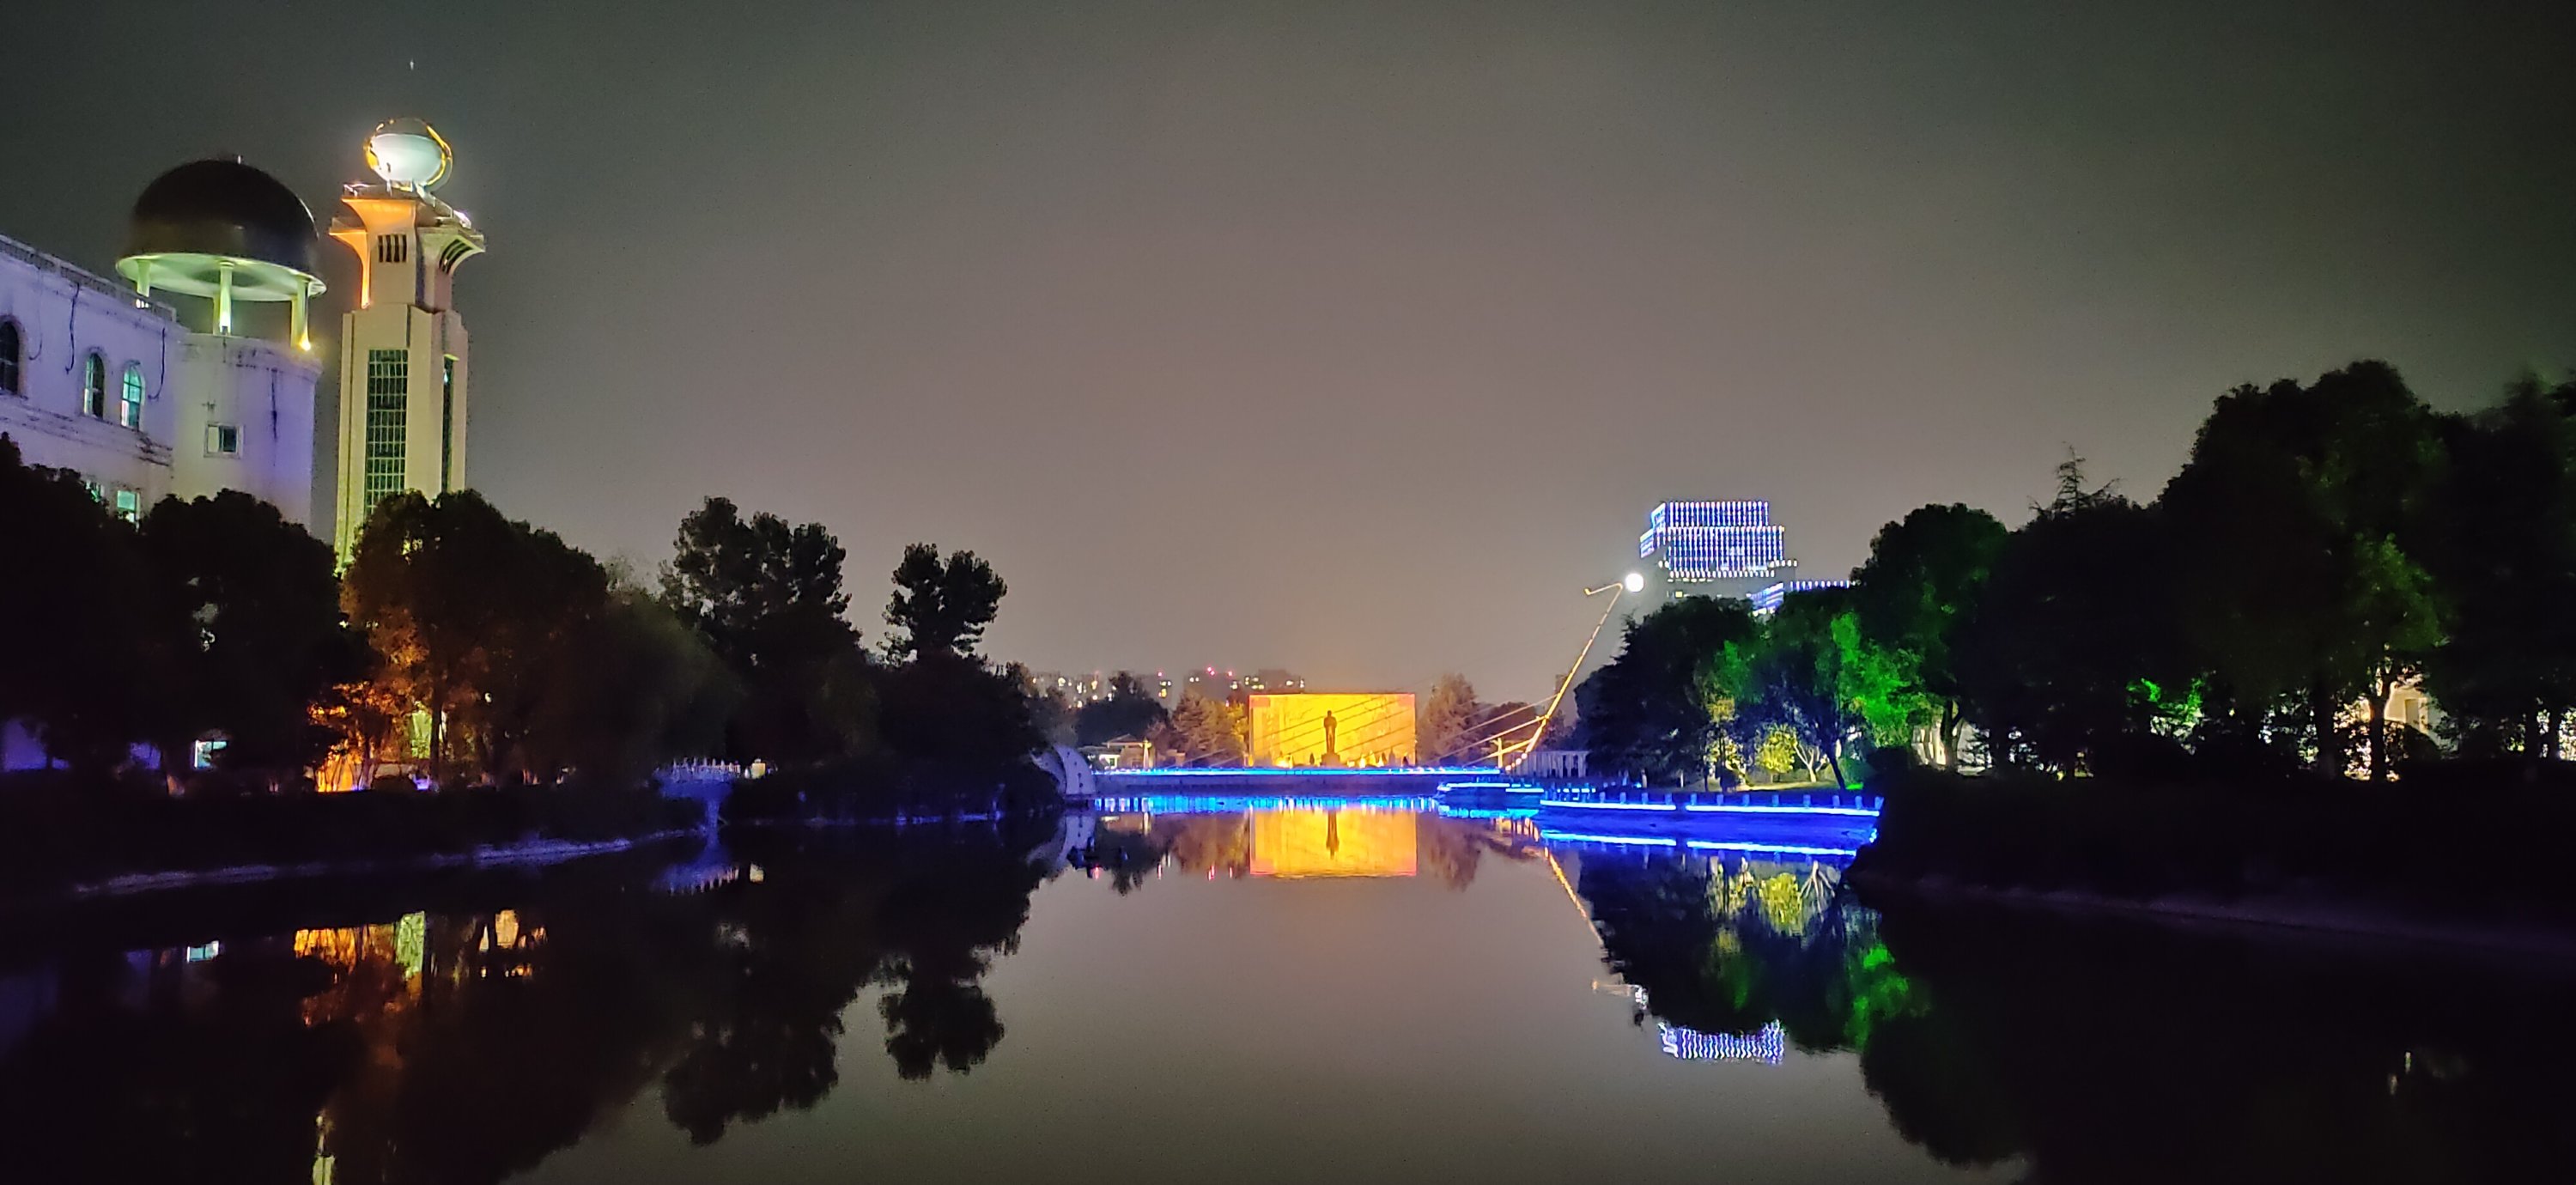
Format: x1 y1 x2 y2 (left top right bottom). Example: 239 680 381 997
1503 573 1643 771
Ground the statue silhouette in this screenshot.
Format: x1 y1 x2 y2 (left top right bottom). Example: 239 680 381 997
1321 711 1340 766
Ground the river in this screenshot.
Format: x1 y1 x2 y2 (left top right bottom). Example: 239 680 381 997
0 800 2566 1182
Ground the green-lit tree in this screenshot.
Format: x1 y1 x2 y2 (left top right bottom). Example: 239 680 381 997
1577 597 1761 785
1851 503 2009 770
1955 461 2192 773
1723 588 1921 788
2157 362 2444 778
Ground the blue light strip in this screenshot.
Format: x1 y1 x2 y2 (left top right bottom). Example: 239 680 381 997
1091 794 1437 814
1681 838 1863 858
1539 830 1680 848
1105 765 1500 779
1538 799 1880 817
1680 803 1880 817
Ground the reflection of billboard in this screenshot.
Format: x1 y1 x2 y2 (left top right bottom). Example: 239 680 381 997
1246 693 1416 768
1249 807 1418 878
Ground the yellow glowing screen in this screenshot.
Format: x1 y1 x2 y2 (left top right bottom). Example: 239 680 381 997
1246 693 1417 768
1249 807 1418 878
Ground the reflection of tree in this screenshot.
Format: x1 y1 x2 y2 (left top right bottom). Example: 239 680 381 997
1854 895 2576 1181
0 949 355 1181
0 821 1059 1174
1155 814 1250 877
1416 815 1545 890
665 824 1048 1141
878 969 1003 1079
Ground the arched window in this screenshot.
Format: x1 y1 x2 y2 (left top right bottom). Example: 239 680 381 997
0 320 21 394
119 362 144 428
82 353 106 417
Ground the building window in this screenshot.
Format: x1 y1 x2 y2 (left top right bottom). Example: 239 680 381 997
119 363 145 428
377 234 408 264
363 349 409 513
440 355 457 494
207 423 240 455
82 353 107 417
112 487 140 523
0 319 20 394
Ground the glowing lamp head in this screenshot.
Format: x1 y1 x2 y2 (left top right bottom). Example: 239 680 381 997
365 118 453 191
1623 572 1646 593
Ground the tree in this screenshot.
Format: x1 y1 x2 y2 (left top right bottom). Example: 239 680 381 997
532 588 742 785
1851 503 2009 770
660 497 868 764
1170 695 1248 767
884 544 1005 661
1418 673 1482 764
2157 361 2444 778
1723 588 1919 788
139 490 360 781
343 489 611 782
1577 598 1760 785
2419 375 2576 758
0 435 161 775
1954 465 2191 773
1072 672 1168 745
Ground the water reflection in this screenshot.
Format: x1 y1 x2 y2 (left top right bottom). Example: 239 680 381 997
1078 798 1545 889
0 819 1063 1182
0 805 2569 1182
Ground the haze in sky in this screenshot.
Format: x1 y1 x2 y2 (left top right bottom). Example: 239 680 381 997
4 1 2570 700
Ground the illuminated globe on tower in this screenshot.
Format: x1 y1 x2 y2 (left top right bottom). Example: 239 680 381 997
329 118 486 559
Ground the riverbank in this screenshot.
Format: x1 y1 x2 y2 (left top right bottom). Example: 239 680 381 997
1851 765 2576 943
0 772 704 907
1852 869 2576 962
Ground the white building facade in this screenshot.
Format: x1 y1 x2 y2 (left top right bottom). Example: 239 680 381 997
0 227 320 526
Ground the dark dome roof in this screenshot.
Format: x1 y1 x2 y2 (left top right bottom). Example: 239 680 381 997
122 159 319 276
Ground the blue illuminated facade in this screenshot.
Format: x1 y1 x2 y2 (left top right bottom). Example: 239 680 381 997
1750 579 1851 615
1639 501 1793 583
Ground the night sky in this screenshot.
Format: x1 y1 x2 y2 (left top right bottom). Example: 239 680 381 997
6 1 2570 700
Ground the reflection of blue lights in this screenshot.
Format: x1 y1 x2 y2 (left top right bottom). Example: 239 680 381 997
1437 781 1541 793
1682 838 1862 858
1540 830 1679 848
1681 803 1878 817
1539 796 1880 819
1107 765 1499 778
1659 1019 1786 1064
1435 806 1541 819
1091 794 1436 815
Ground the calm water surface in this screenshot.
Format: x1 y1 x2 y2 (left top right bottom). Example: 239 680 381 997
1 802 2568 1183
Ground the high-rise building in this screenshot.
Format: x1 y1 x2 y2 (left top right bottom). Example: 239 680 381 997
330 118 485 558
1637 500 1811 603
1750 579 1850 616
1639 501 1796 585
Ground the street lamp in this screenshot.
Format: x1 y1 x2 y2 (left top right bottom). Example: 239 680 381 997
1504 573 1645 771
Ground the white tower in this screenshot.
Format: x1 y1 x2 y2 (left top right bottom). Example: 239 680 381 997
330 118 485 558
